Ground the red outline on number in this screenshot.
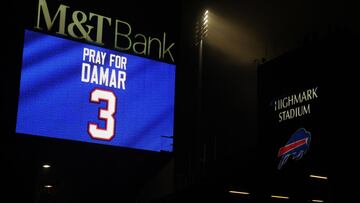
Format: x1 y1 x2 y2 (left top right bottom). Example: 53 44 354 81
88 88 117 141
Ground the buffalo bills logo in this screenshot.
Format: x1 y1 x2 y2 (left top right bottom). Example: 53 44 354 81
278 128 311 170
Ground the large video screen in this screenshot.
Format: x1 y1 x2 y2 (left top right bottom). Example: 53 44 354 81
16 30 175 152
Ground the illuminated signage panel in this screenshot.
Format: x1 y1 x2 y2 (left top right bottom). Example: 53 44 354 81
16 30 175 152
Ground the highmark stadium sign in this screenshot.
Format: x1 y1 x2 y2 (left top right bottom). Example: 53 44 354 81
271 86 319 169
273 87 319 123
16 0 176 152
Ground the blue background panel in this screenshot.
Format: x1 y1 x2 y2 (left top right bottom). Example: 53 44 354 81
16 30 175 152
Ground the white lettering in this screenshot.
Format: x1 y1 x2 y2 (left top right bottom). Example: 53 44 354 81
81 62 91 82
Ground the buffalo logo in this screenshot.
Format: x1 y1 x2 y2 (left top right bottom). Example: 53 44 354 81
278 128 311 170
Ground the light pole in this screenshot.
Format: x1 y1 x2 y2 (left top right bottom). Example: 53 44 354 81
198 10 208 79
195 9 209 169
197 10 208 73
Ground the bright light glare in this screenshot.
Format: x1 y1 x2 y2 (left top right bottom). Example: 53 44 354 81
44 185 53 188
42 164 51 168
204 15 208 21
311 200 324 202
205 10 209 15
271 195 290 199
203 19 208 25
229 191 250 195
310 175 328 180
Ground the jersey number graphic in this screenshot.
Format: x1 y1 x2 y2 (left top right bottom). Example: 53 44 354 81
88 89 117 140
